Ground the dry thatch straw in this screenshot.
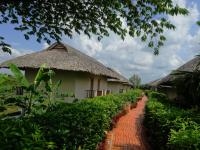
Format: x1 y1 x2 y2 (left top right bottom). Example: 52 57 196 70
0 42 130 81
148 78 162 87
107 67 132 85
158 56 200 85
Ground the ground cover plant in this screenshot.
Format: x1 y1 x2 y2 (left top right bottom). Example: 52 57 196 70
144 91 200 150
0 89 142 150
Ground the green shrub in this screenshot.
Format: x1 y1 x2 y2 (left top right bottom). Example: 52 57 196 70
0 119 52 150
169 119 200 150
0 89 142 150
144 91 200 150
149 91 167 100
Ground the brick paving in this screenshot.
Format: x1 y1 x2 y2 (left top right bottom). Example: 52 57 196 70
104 96 150 150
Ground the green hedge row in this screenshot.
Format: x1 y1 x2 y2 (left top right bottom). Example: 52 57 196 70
144 91 200 150
0 89 142 150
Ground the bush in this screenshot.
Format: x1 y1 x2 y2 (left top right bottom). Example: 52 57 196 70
0 119 51 150
149 91 167 100
144 91 200 150
0 106 6 112
168 119 200 150
0 89 142 150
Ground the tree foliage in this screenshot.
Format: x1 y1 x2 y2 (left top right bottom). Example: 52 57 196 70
0 0 188 54
129 74 141 88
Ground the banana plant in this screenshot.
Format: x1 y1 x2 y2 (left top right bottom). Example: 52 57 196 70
0 64 59 115
30 64 58 110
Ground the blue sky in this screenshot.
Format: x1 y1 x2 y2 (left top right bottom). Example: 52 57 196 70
1 0 200 83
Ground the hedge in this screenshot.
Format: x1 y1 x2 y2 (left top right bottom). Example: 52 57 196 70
144 91 200 150
0 89 142 150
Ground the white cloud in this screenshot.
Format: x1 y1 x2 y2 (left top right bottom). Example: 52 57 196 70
79 35 103 56
64 0 200 83
173 0 187 8
1 49 19 63
0 47 32 63
167 1 199 43
0 47 32 73
42 42 50 49
170 55 183 68
1 0 200 83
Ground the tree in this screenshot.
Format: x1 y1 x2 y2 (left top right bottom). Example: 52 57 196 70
129 74 141 88
0 0 188 55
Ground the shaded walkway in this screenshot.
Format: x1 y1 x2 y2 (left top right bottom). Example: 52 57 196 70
104 96 150 150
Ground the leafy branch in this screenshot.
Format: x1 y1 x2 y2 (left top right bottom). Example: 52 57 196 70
0 0 189 54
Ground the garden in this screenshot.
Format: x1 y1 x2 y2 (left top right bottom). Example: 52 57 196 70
2 64 200 150
0 64 142 149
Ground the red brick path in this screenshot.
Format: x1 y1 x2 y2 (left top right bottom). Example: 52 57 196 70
104 96 150 150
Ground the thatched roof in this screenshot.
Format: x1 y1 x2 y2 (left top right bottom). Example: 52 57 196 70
158 56 200 85
178 56 200 72
0 42 121 79
148 78 162 87
157 74 174 85
107 67 132 85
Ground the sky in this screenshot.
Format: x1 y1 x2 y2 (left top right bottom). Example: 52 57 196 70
1 0 200 83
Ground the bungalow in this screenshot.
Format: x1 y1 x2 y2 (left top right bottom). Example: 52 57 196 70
151 56 200 101
0 42 131 99
107 68 132 94
148 78 162 91
148 76 178 100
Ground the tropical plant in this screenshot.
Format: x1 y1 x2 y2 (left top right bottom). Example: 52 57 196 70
0 74 15 106
0 64 62 115
0 1 188 54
